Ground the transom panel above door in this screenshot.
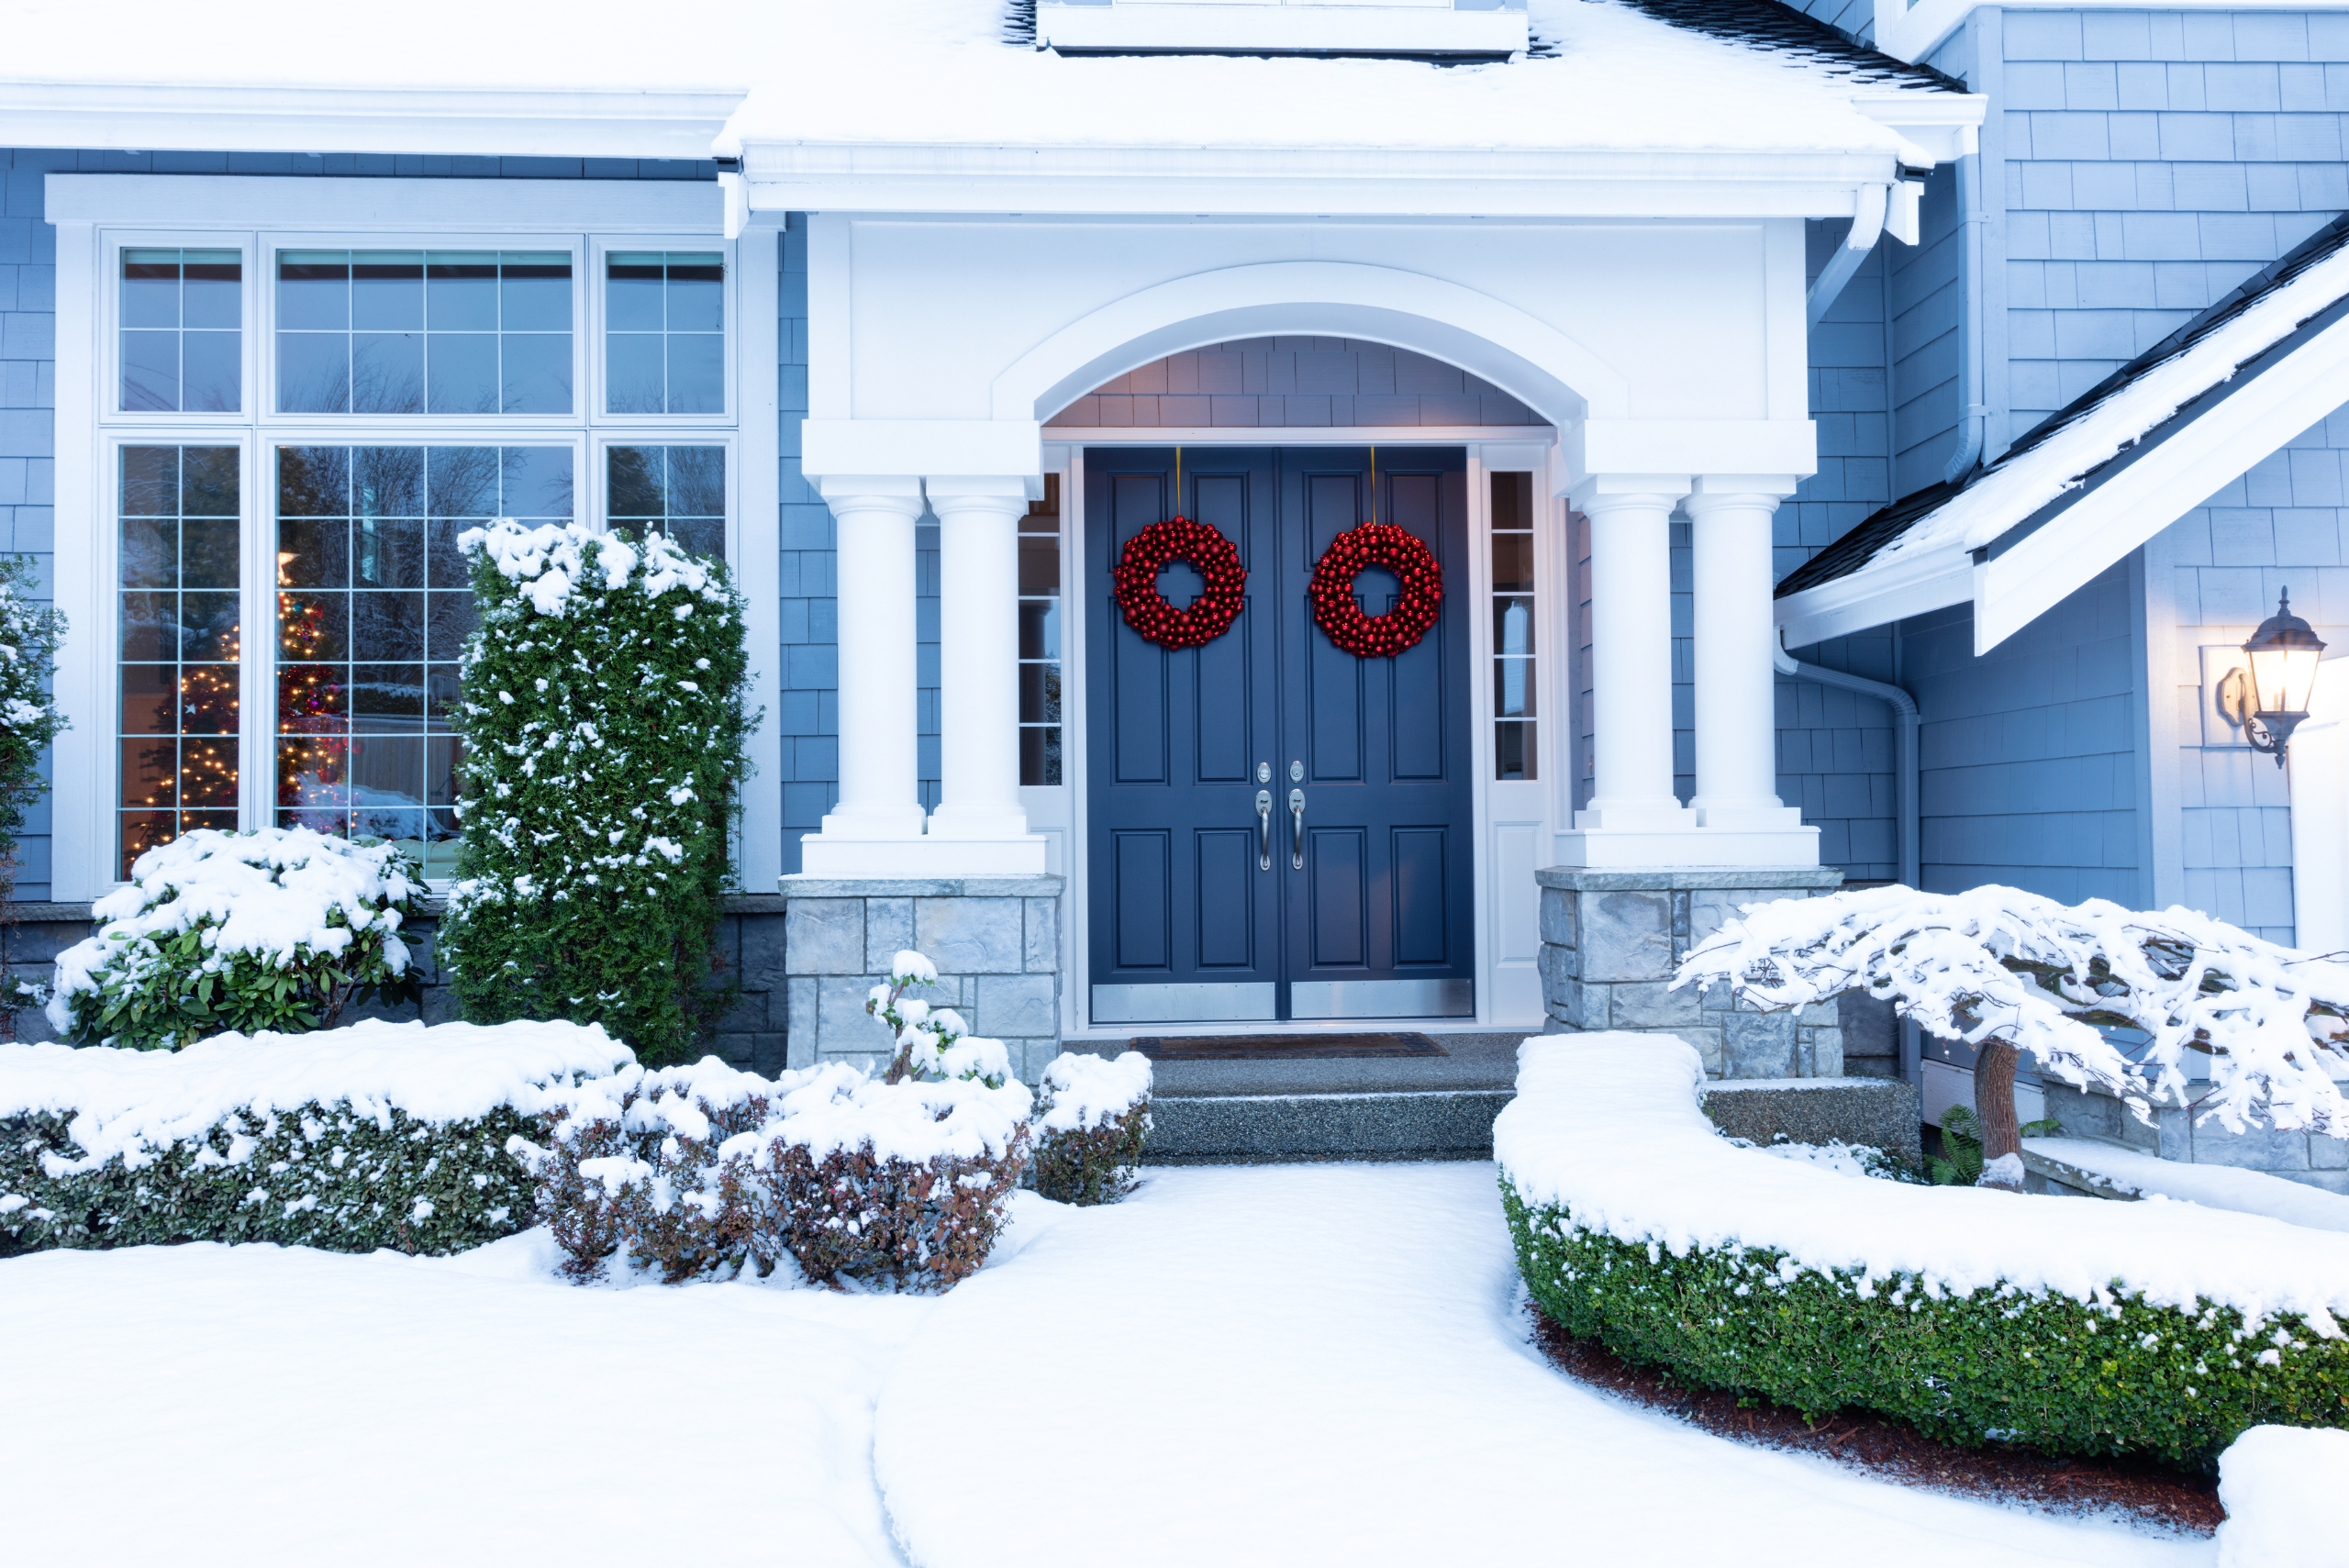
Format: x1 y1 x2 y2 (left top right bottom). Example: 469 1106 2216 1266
1085 447 1475 1025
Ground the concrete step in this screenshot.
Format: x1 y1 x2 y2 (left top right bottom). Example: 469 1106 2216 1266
1143 1088 1513 1165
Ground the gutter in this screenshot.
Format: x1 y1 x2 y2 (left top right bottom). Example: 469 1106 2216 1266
1772 635 1919 892
1941 122 1987 483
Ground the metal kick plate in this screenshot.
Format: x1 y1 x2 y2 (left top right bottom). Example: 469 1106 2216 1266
1288 979 1476 1020
1091 983 1279 1024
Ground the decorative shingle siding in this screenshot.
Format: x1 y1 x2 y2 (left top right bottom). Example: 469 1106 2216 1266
1046 338 1543 428
1906 563 2144 906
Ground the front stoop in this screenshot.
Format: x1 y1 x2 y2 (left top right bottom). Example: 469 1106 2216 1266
1143 1090 1514 1165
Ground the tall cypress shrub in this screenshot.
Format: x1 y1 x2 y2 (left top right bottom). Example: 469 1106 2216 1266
438 522 751 1062
0 556 65 1032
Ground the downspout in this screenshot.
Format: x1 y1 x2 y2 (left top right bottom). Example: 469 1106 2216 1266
1776 636 1923 1084
1808 182 1890 330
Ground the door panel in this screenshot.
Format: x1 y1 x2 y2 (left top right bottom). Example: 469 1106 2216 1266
1087 446 1474 1024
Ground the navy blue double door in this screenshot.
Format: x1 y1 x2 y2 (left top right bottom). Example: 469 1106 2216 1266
1085 447 1475 1025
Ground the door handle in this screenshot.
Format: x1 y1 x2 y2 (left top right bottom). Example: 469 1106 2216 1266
1255 790 1273 872
1288 787 1306 871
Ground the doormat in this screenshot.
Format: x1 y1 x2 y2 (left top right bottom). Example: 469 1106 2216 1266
1127 1032 1448 1060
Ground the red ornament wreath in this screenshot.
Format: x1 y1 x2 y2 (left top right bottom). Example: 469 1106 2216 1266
1113 517 1248 650
1309 523 1443 658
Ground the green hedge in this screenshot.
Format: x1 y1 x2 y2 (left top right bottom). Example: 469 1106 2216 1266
3 1101 536 1258
1502 1177 2349 1471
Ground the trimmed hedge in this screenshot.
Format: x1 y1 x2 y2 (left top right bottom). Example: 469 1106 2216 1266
3 1100 535 1258
1502 1179 2349 1472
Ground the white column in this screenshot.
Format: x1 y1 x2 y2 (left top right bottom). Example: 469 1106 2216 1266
1575 481 1695 832
1684 480 1804 831
927 477 1036 845
811 476 927 846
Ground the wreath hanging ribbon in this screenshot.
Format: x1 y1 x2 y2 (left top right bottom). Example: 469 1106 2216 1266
1308 523 1443 659
1113 517 1248 650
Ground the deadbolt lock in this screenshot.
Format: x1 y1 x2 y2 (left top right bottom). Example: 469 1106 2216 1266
1257 762 1271 784
1289 761 1303 783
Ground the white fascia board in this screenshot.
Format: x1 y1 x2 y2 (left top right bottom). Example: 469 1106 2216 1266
1037 2 1527 56
802 419 1047 481
739 145 1898 219
1849 93 1985 164
46 173 720 231
0 83 740 162
1973 308 2349 654
1773 542 1970 647
1564 419 1818 490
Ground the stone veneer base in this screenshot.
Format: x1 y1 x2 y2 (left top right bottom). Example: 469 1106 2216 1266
777 874 1065 1083
1536 864 1846 1079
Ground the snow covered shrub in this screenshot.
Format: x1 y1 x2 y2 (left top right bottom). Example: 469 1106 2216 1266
758 1063 1033 1289
863 949 1012 1086
1677 884 2349 1182
1498 1034 2349 1470
47 828 423 1051
0 555 65 1030
1927 1105 2060 1187
437 521 751 1065
510 1057 780 1282
0 1018 627 1257
1031 1051 1152 1206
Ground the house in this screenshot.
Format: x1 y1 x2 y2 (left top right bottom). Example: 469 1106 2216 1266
3 0 2343 1176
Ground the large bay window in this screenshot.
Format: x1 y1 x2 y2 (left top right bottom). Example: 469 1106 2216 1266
60 180 763 891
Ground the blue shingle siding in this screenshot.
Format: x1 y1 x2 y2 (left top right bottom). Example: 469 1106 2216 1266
774 213 840 873
1049 339 1543 428
1903 563 2143 906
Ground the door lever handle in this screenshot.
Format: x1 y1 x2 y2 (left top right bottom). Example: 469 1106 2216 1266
1255 790 1273 872
1288 787 1306 871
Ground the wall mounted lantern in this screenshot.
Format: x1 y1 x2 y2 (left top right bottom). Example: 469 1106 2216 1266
2243 589 2328 766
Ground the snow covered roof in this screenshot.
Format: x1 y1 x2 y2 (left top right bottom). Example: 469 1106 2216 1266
1776 212 2349 653
0 0 1972 178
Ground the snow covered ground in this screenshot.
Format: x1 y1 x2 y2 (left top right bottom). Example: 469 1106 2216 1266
2 1163 2215 1568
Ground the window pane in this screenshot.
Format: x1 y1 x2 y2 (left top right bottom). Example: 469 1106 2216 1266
273 249 572 417
120 445 240 877
1490 531 1533 594
351 331 424 414
121 249 243 414
606 445 725 559
1494 596 1534 657
1493 659 1535 718
501 333 572 415
351 252 424 330
426 333 496 414
425 252 498 331
1496 720 1537 782
277 332 351 414
605 251 725 414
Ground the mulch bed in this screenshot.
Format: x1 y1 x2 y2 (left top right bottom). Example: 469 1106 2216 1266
1527 1306 2223 1536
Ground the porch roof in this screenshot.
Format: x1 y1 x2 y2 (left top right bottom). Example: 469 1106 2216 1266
1775 213 2349 656
0 0 1970 172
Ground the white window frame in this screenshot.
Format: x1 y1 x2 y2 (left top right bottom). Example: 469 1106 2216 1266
49 175 782 901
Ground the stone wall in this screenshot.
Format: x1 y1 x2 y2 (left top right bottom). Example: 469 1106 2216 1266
1536 866 1847 1078
3 896 789 1073
779 875 1063 1081
2040 1077 2349 1195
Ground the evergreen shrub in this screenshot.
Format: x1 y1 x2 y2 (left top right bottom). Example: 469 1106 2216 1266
1504 1182 2349 1471
46 828 424 1050
438 521 752 1064
1031 1050 1152 1206
0 556 67 1025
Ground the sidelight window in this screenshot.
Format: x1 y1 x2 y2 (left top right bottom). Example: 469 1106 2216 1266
1019 474 1063 785
1490 470 1537 781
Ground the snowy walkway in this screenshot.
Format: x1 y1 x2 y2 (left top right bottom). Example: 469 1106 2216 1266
1 1163 2213 1567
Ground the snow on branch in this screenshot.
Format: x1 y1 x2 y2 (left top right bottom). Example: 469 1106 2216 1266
1673 884 2349 1137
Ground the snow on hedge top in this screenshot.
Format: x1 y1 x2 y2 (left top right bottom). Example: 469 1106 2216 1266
0 0 1938 161
747 1062 1034 1165
2216 1425 2349 1568
1037 1051 1152 1134
1495 1034 2349 1326
49 828 421 1030
459 519 729 617
1676 883 2349 1137
0 1019 631 1173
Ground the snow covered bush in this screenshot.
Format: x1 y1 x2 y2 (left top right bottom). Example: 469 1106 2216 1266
47 828 423 1051
437 520 751 1065
1676 884 2349 1184
863 949 1010 1086
0 1018 628 1257
1497 1034 2349 1470
1031 1050 1152 1206
0 554 64 1029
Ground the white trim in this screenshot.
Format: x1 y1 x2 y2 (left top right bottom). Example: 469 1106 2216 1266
1049 425 1552 446
9 87 738 163
1976 309 2349 654
51 220 108 901
735 225 785 896
2294 653 2349 954
49 175 719 232
1774 539 1971 648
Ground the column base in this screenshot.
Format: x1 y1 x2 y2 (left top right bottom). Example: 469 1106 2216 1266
1551 824 1820 869
1689 801 1809 832
817 805 929 840
798 832 1048 878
